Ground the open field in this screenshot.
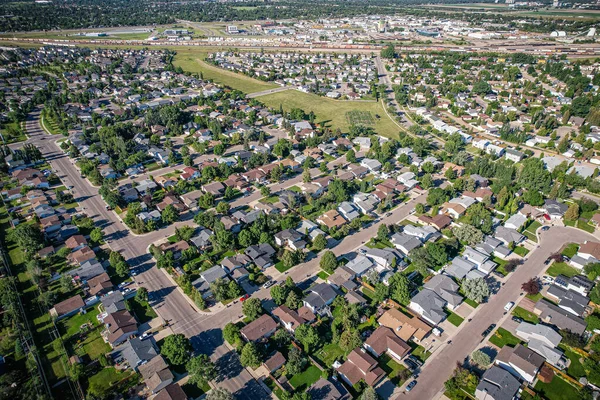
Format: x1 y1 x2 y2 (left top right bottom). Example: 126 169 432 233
257 91 400 138
173 51 278 93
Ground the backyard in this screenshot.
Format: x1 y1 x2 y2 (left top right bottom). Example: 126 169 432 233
534 376 581 400
288 364 322 392
126 297 157 324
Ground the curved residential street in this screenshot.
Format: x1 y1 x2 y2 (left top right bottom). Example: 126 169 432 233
401 226 596 400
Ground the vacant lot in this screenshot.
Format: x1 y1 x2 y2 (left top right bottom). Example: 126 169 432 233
258 91 400 138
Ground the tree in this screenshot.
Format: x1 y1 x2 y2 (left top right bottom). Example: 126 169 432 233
115 260 129 278
242 298 263 321
59 274 73 293
420 173 433 189
136 287 148 302
564 202 580 221
585 313 600 332
90 227 103 243
9 223 43 252
339 329 362 353
302 168 311 183
453 224 484 246
186 354 217 388
161 204 179 224
270 285 288 305
560 329 586 348
281 249 298 269
359 387 379 400
461 278 489 303
295 324 320 353
377 224 389 242
272 329 292 348
320 251 337 274
390 273 411 305
286 291 300 309
223 323 242 347
312 234 327 251
206 388 234 400
346 149 356 163
240 342 262 368
216 201 230 214
286 346 305 375
381 44 395 59
521 278 541 295
470 350 491 366
161 334 192 366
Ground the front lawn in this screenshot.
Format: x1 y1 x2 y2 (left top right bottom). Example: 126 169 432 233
446 310 464 327
317 271 329 281
534 376 581 400
562 244 579 258
411 345 431 363
577 219 595 233
464 298 479 308
274 261 293 273
379 353 409 386
546 262 580 278
512 306 539 324
489 328 521 348
514 246 530 257
289 364 321 392
126 298 158 324
526 293 543 302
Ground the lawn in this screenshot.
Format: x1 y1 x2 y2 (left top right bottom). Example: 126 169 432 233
511 306 539 324
0 121 27 143
289 364 321 392
546 262 580 278
526 292 543 302
514 246 529 257
314 343 345 368
182 381 211 398
559 345 586 379
317 271 329 281
446 310 464 327
274 261 293 273
173 50 277 93
126 298 158 324
264 377 287 400
379 353 409 386
562 243 579 258
411 345 431 363
257 91 401 139
60 307 111 361
87 366 132 388
534 376 581 400
464 298 479 308
489 328 522 348
576 219 595 233
522 220 541 242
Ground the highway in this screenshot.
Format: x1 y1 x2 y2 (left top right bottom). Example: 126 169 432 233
402 226 596 400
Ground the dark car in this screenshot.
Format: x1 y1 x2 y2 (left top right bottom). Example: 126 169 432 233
541 226 550 231
405 380 417 392
404 359 418 371
512 316 523 323
482 324 496 337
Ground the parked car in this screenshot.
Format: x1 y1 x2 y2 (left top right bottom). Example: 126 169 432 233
541 226 550 231
263 280 275 289
504 302 515 312
404 359 418 371
512 316 523 323
239 294 250 302
542 275 554 283
405 380 417 392
482 324 496 337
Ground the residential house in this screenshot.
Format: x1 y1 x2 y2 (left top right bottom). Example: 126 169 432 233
272 305 314 333
545 284 589 317
274 229 306 251
504 213 527 231
307 378 350 400
153 384 187 400
337 349 386 387
364 326 411 362
327 266 357 291
317 210 347 229
244 244 276 269
264 351 286 374
495 344 544 383
103 310 138 346
475 366 521 400
391 233 423 256
515 322 567 368
409 274 462 325
240 314 277 342
377 308 432 343
138 355 173 394
303 283 338 314
533 299 587 335
50 295 85 319
338 202 361 222
119 337 158 369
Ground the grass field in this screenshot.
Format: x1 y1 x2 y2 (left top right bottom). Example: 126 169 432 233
489 328 521 348
289 364 321 392
446 310 464 327
258 91 400 138
562 243 579 258
173 50 277 93
314 343 344 368
512 306 539 324
379 353 409 386
534 376 581 400
546 262 580 278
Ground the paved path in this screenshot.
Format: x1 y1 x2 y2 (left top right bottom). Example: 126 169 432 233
400 226 596 400
247 86 292 98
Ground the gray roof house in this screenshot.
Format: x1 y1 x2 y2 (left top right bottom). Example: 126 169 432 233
244 243 276 269
101 291 126 315
494 226 525 245
391 233 423 255
545 285 589 317
475 366 521 400
303 283 338 314
338 202 361 221
66 259 105 282
344 255 374 276
409 274 462 325
119 337 158 369
534 299 587 335
189 228 213 249
515 322 566 368
307 377 351 400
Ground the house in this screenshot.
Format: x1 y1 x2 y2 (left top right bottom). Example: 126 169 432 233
240 314 277 342
189 228 213 250
541 200 569 220
243 243 276 269
307 378 350 400
418 214 452 230
136 179 158 195
327 266 357 291
475 366 521 400
156 195 185 213
403 225 439 242
317 209 347 229
495 344 544 383
50 295 85 319
353 192 380 215
504 148 525 163
515 322 566 368
67 259 105 282
391 233 423 255
337 349 386 387
545 284 589 317
119 337 158 369
533 299 587 335
101 291 126 314
65 234 86 251
409 274 462 325
202 181 226 196
103 310 138 347
272 305 314 333
576 241 600 263
504 213 527 231
138 355 173 394
364 326 411 362
264 351 286 373
179 167 200 181
377 308 432 343
153 384 187 400
554 274 594 296
192 265 230 299
494 226 525 245
338 202 361 221
274 229 306 250
344 255 374 277
303 283 338 314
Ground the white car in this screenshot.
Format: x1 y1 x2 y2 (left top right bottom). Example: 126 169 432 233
263 281 275 289
542 275 554 283
504 301 515 312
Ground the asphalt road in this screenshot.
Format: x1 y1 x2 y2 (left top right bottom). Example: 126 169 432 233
401 226 596 400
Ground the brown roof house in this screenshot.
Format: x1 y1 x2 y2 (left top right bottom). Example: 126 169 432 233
65 234 87 250
50 295 85 319
308 377 351 400
138 355 174 394
317 209 347 229
103 310 138 347
272 305 313 333
418 214 452 231
86 272 113 296
263 351 286 373
364 326 411 362
153 383 187 400
67 246 96 265
495 344 544 383
337 348 385 387
240 314 277 342
378 308 432 343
